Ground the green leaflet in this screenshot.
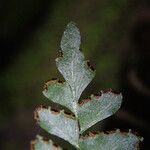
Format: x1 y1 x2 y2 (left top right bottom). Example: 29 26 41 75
56 22 95 115
79 130 143 150
33 22 143 150
78 91 122 133
35 107 79 148
43 79 75 113
31 135 62 150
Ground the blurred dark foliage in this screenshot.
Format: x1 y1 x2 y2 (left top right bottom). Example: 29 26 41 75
0 0 150 149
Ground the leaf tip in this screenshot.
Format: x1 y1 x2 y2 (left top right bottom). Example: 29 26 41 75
61 22 81 51
67 21 77 28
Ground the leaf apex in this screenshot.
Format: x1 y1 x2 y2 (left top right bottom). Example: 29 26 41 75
67 21 77 27
61 21 81 51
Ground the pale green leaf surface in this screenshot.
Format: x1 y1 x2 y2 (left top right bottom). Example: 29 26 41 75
79 130 143 150
35 107 79 148
42 79 76 113
33 22 143 149
78 91 122 133
32 135 62 150
55 22 95 114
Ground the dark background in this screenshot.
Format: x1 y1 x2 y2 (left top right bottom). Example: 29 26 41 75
0 0 150 149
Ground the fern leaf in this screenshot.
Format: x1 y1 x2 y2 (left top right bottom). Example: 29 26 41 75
32 22 143 150
78 91 122 133
55 22 95 115
43 79 75 113
31 135 62 150
79 130 143 150
35 107 79 148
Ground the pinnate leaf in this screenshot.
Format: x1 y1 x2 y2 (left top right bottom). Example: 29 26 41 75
35 107 79 148
33 22 143 150
79 130 143 150
31 135 62 150
78 91 122 133
55 22 95 115
43 79 75 113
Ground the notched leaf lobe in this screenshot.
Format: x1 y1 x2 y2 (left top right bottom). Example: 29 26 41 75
31 135 63 150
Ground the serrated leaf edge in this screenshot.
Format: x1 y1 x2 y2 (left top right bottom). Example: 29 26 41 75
80 129 143 140
34 106 79 149
80 129 143 149
31 135 63 150
79 90 121 106
34 106 76 120
78 90 122 133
